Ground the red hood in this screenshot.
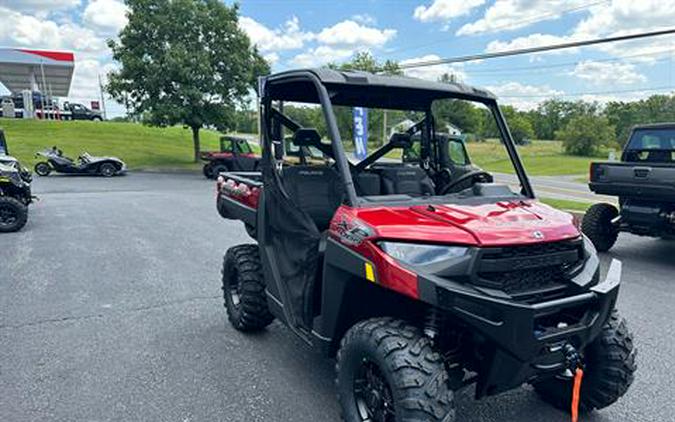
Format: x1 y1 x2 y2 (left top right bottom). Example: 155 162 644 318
348 200 580 247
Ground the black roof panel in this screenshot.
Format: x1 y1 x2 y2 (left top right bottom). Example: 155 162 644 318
262 68 496 110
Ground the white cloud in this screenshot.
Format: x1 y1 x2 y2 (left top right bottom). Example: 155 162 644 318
400 55 467 82
1 0 80 14
573 1 674 39
316 20 396 47
485 33 576 53
68 59 114 99
413 0 485 23
570 61 646 85
487 81 564 110
82 0 128 34
263 52 280 65
0 7 108 55
239 16 312 53
457 0 591 36
483 1 675 59
351 14 376 25
290 45 354 68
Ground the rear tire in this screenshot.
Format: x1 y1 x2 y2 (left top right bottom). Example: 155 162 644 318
202 163 214 179
582 203 619 252
533 310 636 413
0 196 28 232
212 163 229 178
222 244 273 331
99 163 117 177
34 162 51 176
336 318 456 422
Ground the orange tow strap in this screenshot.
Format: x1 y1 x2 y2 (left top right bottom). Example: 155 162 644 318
571 367 584 422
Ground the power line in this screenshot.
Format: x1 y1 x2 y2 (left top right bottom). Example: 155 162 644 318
385 0 608 57
464 48 675 74
398 28 675 69
467 56 675 79
499 85 675 98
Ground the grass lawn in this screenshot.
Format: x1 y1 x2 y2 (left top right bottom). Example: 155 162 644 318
382 139 596 176
0 118 229 170
1 119 599 178
467 140 596 176
539 197 592 212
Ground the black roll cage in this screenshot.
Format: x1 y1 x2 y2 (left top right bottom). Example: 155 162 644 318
259 70 535 206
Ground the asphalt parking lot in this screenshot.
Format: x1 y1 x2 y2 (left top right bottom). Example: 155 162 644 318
1 172 673 422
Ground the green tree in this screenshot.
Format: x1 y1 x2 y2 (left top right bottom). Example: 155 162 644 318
432 99 483 134
107 0 269 161
556 115 616 156
329 51 402 75
531 99 599 140
481 105 533 144
605 94 675 144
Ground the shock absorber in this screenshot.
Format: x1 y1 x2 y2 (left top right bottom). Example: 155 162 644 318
424 308 442 340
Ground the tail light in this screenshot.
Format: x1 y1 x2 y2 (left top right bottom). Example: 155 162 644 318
216 175 225 197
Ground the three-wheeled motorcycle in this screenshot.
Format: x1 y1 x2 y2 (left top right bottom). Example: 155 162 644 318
34 147 126 177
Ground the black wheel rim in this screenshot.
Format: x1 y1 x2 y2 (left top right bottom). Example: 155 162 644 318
36 164 49 175
354 359 395 422
0 204 18 226
102 166 114 176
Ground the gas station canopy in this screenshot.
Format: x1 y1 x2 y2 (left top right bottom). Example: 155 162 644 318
0 48 75 96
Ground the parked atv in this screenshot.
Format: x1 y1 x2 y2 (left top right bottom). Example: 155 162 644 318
201 136 259 179
202 135 324 179
0 139 33 232
34 147 126 177
584 122 675 251
216 69 636 421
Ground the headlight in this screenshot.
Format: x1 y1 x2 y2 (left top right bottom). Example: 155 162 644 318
379 241 468 266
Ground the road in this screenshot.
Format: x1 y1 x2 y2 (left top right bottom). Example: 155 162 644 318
1 173 672 422
493 173 617 204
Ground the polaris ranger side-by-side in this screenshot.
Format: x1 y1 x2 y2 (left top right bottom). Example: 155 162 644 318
202 135 327 179
583 123 675 251
216 69 636 421
0 129 33 232
200 136 260 179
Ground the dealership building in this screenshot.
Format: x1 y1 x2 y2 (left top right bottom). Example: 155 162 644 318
0 48 75 118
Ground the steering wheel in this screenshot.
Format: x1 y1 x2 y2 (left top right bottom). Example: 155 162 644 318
440 170 493 195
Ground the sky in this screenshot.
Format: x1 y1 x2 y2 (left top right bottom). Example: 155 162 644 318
1 0 675 117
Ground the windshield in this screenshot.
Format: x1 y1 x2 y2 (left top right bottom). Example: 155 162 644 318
267 94 527 204
625 128 675 163
263 80 533 205
328 97 525 201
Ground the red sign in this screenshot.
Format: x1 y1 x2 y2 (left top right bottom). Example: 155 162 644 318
91 101 100 110
18 49 75 62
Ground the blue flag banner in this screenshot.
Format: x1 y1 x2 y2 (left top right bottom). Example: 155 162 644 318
353 107 368 160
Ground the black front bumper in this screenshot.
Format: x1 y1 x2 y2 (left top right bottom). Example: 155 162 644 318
418 258 622 398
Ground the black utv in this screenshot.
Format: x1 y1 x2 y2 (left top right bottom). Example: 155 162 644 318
216 69 636 421
584 122 675 251
0 130 33 232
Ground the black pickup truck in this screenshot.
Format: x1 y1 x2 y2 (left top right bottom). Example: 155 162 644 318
583 123 675 251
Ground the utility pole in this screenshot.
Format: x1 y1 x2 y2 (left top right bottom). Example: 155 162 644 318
98 74 108 120
40 61 47 119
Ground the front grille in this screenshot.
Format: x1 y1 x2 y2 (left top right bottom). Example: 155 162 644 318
474 239 584 302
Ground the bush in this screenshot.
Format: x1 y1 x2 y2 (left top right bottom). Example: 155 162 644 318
556 115 616 156
508 113 535 145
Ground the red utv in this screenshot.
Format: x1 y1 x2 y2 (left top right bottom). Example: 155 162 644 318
215 69 636 421
200 136 259 179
